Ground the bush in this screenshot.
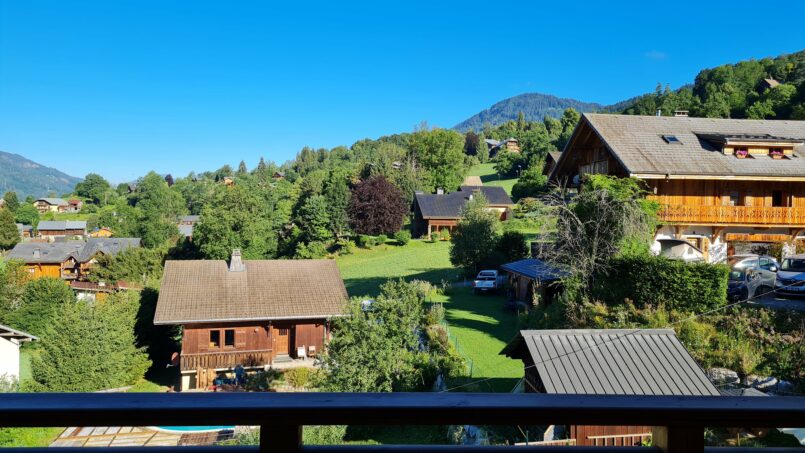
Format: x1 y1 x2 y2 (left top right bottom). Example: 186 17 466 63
295 241 329 259
245 369 281 392
496 231 529 262
335 239 355 256
394 230 411 246
439 228 451 241
284 367 311 388
356 234 378 248
595 255 729 313
377 234 388 244
425 303 445 326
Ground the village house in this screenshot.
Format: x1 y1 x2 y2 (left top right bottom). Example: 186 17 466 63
485 137 521 156
177 215 200 240
550 113 805 262
36 220 87 240
33 197 69 213
4 238 142 281
0 324 37 383
413 186 514 239
542 151 562 176
272 171 285 180
153 250 348 391
502 329 720 447
15 223 32 239
89 227 114 238
65 199 83 213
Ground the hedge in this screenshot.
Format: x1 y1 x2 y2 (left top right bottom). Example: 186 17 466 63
594 255 729 313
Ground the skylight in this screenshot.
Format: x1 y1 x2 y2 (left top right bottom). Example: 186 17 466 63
662 135 682 144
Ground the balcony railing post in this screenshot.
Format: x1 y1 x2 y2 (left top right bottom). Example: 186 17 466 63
260 423 302 453
651 425 703 452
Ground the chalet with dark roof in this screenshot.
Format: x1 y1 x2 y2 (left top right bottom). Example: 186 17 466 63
154 250 349 390
413 186 514 239
33 198 69 214
5 238 141 281
36 220 87 239
551 113 805 262
503 329 719 446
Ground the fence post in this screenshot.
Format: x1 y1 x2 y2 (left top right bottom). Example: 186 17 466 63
260 424 302 453
651 426 703 452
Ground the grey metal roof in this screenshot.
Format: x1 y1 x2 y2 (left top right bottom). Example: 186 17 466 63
77 238 142 262
180 215 200 223
500 258 564 282
35 198 68 206
5 238 140 264
0 324 37 342
415 186 513 219
577 113 805 178
514 329 719 396
37 220 87 231
178 224 194 237
15 223 32 233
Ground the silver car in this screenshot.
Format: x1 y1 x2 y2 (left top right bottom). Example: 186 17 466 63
727 254 779 290
775 254 805 297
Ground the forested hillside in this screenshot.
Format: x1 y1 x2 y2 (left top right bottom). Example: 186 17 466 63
622 50 805 119
454 93 602 131
0 151 81 198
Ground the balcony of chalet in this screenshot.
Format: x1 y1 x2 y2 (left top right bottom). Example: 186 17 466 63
0 392 802 452
658 204 805 227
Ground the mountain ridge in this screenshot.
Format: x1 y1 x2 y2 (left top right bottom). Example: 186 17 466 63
0 150 82 198
453 92 606 131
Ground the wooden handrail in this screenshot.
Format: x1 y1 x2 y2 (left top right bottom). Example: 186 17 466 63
0 393 802 452
658 204 805 226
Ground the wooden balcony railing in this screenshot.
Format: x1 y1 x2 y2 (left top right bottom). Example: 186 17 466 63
658 204 805 226
180 350 272 371
0 393 802 452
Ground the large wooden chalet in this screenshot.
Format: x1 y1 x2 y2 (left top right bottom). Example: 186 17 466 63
36 220 87 239
413 186 514 239
551 113 805 262
5 238 141 280
503 329 719 446
153 250 348 391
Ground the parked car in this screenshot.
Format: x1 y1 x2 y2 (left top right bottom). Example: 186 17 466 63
775 254 805 298
727 254 779 290
473 270 500 294
727 266 763 302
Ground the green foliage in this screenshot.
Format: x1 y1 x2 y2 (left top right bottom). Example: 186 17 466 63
496 231 529 263
13 204 39 228
294 240 329 259
594 255 729 313
348 176 407 235
377 234 388 244
324 168 352 237
394 230 411 246
2 192 19 212
511 164 548 200
129 172 185 247
245 369 281 392
89 247 164 285
356 234 378 248
410 128 467 192
0 209 20 250
493 151 527 178
454 93 600 132
10 278 75 337
284 367 311 388
75 173 111 205
28 293 151 392
297 195 333 243
449 193 500 272
0 427 63 447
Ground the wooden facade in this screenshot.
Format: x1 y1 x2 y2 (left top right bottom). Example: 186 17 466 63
23 258 79 280
38 228 87 238
179 320 328 373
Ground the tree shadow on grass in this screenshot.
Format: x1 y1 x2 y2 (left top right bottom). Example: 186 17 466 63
343 267 463 299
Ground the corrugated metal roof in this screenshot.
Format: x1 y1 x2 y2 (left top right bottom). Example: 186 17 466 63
500 258 563 282
518 329 719 396
577 114 805 178
415 186 513 219
5 238 140 264
37 220 87 231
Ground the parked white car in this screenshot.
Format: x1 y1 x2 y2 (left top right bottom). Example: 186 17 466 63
473 270 501 294
775 254 805 298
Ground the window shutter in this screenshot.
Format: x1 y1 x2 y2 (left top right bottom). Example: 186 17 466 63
196 329 207 352
235 329 247 348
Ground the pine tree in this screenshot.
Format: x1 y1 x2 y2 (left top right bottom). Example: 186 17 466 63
257 157 267 172
237 160 248 174
2 192 19 213
0 209 19 250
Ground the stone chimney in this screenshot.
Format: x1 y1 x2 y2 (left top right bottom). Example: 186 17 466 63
229 249 245 272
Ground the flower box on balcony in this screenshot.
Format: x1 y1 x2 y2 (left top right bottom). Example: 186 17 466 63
735 149 749 159
770 150 784 159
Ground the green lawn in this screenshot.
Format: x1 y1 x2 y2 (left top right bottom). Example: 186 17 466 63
19 348 33 384
467 163 517 195
433 287 523 393
335 239 461 298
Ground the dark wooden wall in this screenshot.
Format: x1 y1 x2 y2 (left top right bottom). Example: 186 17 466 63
182 320 328 359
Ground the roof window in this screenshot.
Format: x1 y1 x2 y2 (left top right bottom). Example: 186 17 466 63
662 135 682 144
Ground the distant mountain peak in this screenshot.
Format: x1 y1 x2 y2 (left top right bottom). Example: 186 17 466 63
453 92 605 131
0 151 82 198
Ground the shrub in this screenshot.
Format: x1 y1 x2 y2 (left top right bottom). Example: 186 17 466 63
245 369 281 392
394 230 411 246
594 255 729 313
496 231 529 262
425 303 445 326
335 239 354 256
377 234 388 244
356 234 377 248
284 367 311 388
439 228 451 241
295 241 329 259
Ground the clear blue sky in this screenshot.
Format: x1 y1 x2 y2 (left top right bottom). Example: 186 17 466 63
2 1 804 182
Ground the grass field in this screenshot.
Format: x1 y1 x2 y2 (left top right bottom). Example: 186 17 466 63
335 239 460 298
433 287 523 393
467 163 517 195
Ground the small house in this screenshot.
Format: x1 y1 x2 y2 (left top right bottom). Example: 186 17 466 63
33 198 69 213
759 78 781 93
89 227 114 238
502 329 719 446
413 186 514 239
178 215 201 240
485 138 521 157
272 171 286 180
15 223 32 239
36 220 87 239
500 258 564 306
65 199 83 213
0 324 37 382
153 250 349 391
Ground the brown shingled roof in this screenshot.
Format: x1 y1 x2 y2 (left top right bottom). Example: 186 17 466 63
153 259 349 325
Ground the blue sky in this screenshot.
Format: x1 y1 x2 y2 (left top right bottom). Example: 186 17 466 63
1 1 804 182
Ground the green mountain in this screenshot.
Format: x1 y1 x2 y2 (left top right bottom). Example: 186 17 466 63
0 151 82 198
453 93 604 131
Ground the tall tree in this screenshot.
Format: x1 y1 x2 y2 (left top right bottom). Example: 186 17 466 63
0 209 19 250
75 173 111 206
348 176 407 235
449 193 500 273
2 192 19 213
297 195 332 243
409 128 467 192
237 160 248 175
10 278 75 337
130 172 184 247
324 169 351 237
12 204 37 228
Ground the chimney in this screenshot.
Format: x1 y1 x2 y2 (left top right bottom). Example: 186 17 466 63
436 188 444 195
229 249 245 272
33 248 41 259
656 108 662 117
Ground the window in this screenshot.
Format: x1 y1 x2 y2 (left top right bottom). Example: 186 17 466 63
662 135 682 144
772 190 785 207
209 330 221 348
759 258 771 270
728 191 741 207
224 329 235 347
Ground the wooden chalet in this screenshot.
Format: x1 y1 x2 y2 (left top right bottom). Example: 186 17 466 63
33 198 69 213
4 238 141 281
36 220 87 239
65 199 83 213
542 151 562 176
153 250 348 391
502 329 719 447
485 138 521 156
550 114 805 262
15 223 32 239
413 186 514 239
89 227 113 238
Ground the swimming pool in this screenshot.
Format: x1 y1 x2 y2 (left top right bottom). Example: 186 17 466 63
151 426 235 433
